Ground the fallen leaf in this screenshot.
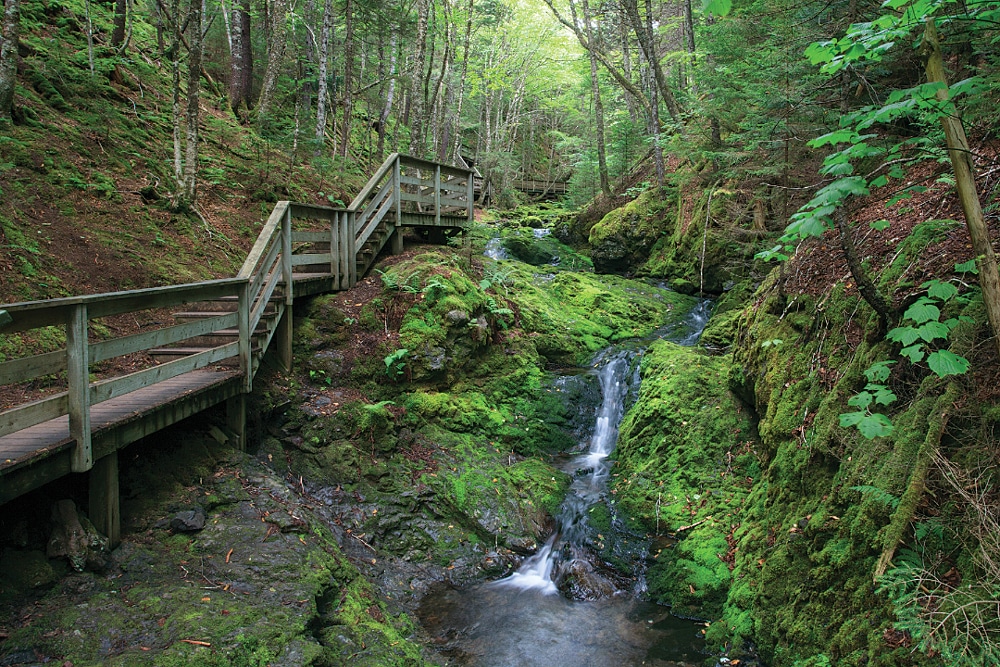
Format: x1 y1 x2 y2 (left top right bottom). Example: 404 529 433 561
225 548 233 563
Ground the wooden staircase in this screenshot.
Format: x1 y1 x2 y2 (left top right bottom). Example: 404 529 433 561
0 153 474 521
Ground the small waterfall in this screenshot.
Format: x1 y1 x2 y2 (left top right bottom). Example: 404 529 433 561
532 228 551 238
671 298 713 347
484 237 509 260
493 352 633 595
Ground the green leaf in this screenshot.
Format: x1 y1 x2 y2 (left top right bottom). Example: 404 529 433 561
922 279 958 301
863 361 895 383
810 129 857 147
870 219 890 231
873 386 897 406
887 326 920 346
857 413 894 439
916 321 950 343
903 297 940 324
869 175 889 188
848 391 874 409
954 259 978 274
926 350 969 377
702 0 732 15
900 344 925 363
839 411 865 427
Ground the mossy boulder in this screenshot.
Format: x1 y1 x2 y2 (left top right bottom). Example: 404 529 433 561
611 340 756 618
587 188 673 274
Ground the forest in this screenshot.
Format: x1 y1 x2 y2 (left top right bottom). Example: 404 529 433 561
2 0 1000 666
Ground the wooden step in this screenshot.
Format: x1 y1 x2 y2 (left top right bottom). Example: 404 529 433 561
148 344 260 364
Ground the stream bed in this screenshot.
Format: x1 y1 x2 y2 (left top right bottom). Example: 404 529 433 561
417 300 714 667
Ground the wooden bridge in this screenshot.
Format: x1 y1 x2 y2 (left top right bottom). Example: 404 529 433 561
0 154 472 545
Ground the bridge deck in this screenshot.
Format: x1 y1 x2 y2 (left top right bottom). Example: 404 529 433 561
0 368 242 503
0 153 473 517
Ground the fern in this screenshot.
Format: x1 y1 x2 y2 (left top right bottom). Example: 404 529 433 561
850 485 901 510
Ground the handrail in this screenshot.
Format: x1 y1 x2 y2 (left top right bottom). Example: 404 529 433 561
0 154 471 476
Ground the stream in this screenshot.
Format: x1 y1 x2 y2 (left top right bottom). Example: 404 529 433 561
418 299 714 667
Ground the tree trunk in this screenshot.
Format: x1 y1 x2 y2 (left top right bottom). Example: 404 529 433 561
924 19 1000 358
314 0 332 151
582 0 609 197
409 0 429 154
377 29 398 159
0 0 20 119
835 210 891 337
230 0 252 117
621 0 681 124
257 0 288 130
182 0 202 204
449 0 472 162
338 0 354 158
112 0 127 48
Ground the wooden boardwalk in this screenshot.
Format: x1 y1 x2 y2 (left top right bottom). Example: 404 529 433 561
0 153 472 541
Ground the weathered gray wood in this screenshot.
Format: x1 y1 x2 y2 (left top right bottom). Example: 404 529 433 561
282 207 293 305
238 282 252 392
435 165 442 226
239 201 289 279
68 304 92 473
251 267 283 331
1 280 244 333
291 231 333 243
226 394 246 450
289 202 346 221
0 349 66 385
0 393 68 438
399 174 434 188
90 313 237 363
330 219 341 290
89 342 239 405
349 153 399 209
248 235 282 299
291 253 333 267
90 451 120 547
355 177 394 231
467 172 475 223
357 196 395 248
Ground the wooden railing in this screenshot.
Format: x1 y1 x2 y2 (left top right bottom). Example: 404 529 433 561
0 153 472 476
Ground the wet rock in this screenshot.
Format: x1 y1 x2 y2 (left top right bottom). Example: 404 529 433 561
46 500 109 572
169 506 207 532
445 309 469 325
557 559 619 600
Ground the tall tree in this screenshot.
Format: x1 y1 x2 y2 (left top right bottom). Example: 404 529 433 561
338 0 354 158
581 0 609 196
408 0 430 154
314 0 333 149
0 0 19 120
229 0 253 117
257 0 289 129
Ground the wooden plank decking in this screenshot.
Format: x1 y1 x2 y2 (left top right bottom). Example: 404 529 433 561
0 368 242 504
0 153 473 516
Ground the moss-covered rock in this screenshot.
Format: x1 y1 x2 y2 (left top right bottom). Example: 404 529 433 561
611 341 756 618
587 188 674 274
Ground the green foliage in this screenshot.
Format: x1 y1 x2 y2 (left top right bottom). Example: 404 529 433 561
383 348 408 378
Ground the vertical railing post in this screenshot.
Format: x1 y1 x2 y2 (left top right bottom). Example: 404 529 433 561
434 164 442 227
330 210 340 291
238 280 252 392
394 155 402 226
348 210 357 287
68 304 92 473
392 156 404 254
466 169 475 224
278 205 294 373
341 211 351 288
282 204 293 304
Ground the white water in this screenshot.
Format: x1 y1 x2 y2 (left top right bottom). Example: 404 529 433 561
419 299 715 666
493 353 631 595
484 237 509 260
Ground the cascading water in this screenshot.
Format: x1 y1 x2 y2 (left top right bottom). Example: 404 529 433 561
484 237 509 260
418 298 715 666
493 351 632 596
